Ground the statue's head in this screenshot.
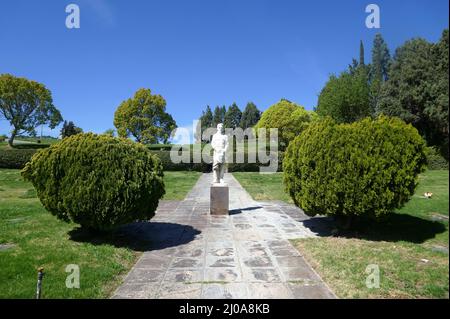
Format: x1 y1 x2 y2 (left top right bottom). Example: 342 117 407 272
217 123 224 133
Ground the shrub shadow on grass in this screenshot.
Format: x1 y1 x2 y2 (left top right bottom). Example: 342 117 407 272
69 221 201 252
303 213 447 244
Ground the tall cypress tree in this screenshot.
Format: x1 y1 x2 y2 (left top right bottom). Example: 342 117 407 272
360 40 365 66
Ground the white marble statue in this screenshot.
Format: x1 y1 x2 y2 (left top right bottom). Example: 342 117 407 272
211 123 229 184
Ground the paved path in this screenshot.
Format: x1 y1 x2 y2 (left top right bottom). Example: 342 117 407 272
113 173 336 299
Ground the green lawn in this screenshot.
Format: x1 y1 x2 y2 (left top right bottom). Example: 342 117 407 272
0 169 200 298
163 171 201 200
232 172 292 203
234 170 449 298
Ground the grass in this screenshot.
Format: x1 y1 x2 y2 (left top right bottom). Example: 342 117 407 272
163 171 201 200
0 169 200 298
232 172 292 203
234 170 449 298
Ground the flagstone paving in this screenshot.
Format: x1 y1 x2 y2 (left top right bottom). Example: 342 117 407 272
112 173 336 299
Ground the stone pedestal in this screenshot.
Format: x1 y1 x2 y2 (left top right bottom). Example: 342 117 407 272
210 183 229 215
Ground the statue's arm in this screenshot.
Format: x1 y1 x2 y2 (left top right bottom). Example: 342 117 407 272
211 134 218 149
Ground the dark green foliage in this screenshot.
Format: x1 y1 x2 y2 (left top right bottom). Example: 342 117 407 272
21 133 165 230
0 149 37 169
10 143 50 149
370 33 391 110
240 102 261 129
213 105 226 127
61 120 83 138
377 30 449 159
196 105 213 142
224 103 242 129
359 40 365 66
147 144 179 151
283 116 427 223
316 68 371 123
426 146 449 170
371 33 391 83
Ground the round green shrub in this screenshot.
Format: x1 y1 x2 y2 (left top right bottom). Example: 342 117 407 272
22 133 165 230
283 116 427 224
426 146 449 170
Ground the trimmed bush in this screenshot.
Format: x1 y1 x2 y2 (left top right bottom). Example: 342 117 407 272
426 146 449 170
0 149 37 169
283 116 427 226
22 133 165 231
10 143 50 149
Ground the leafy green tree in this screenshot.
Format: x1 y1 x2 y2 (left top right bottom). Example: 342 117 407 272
224 103 242 129
240 102 261 129
60 120 83 138
0 74 63 146
377 30 449 159
316 68 371 123
255 99 317 149
113 88 177 144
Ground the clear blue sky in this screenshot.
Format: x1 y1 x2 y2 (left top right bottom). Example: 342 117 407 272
0 0 448 140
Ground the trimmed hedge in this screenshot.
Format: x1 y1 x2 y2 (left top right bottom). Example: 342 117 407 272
0 149 38 169
283 116 427 225
426 146 449 170
22 133 165 231
10 143 50 149
149 149 282 172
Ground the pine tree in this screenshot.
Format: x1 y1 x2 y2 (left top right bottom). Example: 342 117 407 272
240 102 261 129
213 105 225 127
196 105 213 142
371 33 391 82
224 103 242 129
371 33 391 112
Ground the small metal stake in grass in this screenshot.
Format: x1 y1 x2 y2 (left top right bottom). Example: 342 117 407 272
36 267 44 299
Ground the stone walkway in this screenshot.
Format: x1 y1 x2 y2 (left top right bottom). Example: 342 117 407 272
112 173 336 299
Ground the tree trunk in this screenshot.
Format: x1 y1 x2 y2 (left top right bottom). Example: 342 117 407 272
8 130 17 147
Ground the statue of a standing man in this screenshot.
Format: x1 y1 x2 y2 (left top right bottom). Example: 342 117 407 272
211 123 229 184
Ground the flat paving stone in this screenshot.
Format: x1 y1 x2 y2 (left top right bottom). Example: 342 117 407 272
112 173 335 299
202 283 248 299
205 268 242 282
